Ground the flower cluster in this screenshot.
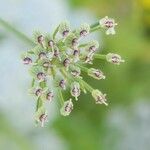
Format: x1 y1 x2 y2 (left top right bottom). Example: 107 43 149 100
22 16 124 127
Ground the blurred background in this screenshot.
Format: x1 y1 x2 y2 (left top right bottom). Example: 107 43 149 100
0 0 150 150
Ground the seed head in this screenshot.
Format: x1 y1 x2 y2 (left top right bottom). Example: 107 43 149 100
23 57 32 65
22 18 124 125
76 23 90 37
71 82 81 100
92 89 108 106
88 68 105 80
46 91 54 102
99 16 117 35
106 53 125 65
59 79 66 90
60 99 73 116
35 88 43 97
59 21 70 37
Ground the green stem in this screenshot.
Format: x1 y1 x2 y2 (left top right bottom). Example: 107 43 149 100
31 78 35 87
36 98 43 111
77 78 93 92
59 68 67 78
53 25 60 40
76 64 88 73
78 43 88 48
58 88 64 106
39 81 46 89
0 18 34 46
90 22 101 33
94 54 106 60
90 26 101 33
90 22 99 29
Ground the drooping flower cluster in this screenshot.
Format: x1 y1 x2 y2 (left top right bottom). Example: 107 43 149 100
22 17 124 127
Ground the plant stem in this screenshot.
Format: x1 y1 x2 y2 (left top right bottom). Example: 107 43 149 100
76 64 88 73
53 25 60 40
78 43 88 48
0 18 34 46
36 98 43 111
90 22 101 33
94 54 106 60
77 78 93 92
58 88 64 106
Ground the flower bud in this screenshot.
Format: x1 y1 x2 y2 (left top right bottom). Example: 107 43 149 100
58 21 70 37
39 52 47 59
63 58 71 68
48 40 54 47
60 99 73 116
86 40 99 53
33 31 44 44
72 38 78 47
99 16 117 35
29 66 46 82
85 53 94 64
106 53 125 65
71 82 80 100
37 59 51 68
37 35 44 44
73 49 79 56
88 68 105 80
92 89 108 105
37 72 46 81
76 23 90 37
46 91 54 102
21 52 32 65
54 48 59 57
32 46 47 59
23 57 32 65
43 61 50 68
35 107 48 127
39 113 48 127
70 66 81 77
59 79 66 90
53 47 62 61
35 88 43 97
73 49 80 62
65 33 78 48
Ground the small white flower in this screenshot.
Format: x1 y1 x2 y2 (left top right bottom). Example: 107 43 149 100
35 88 43 97
21 52 32 65
37 72 46 81
73 50 80 62
39 113 48 127
99 16 117 35
48 40 55 47
37 35 44 44
86 40 99 53
58 21 71 37
85 52 94 64
88 68 105 80
23 57 32 65
63 58 71 68
71 82 80 100
78 23 90 37
46 91 54 102
60 99 73 116
92 89 108 106
43 61 50 68
70 66 81 77
106 53 125 65
35 107 48 127
65 33 78 48
59 79 66 90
